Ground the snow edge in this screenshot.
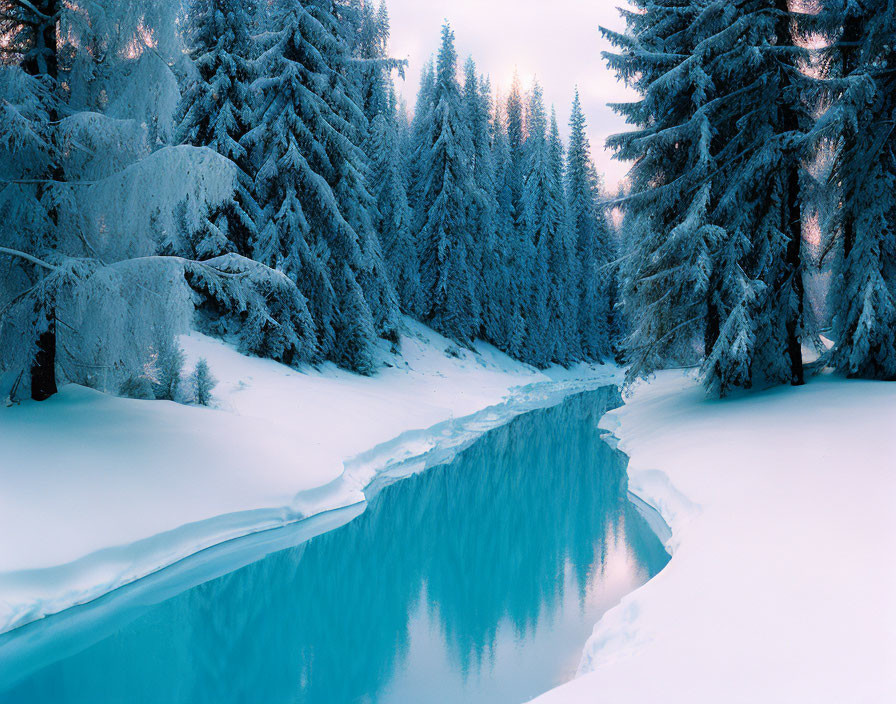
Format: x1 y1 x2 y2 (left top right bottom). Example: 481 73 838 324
567 392 701 680
0 374 620 636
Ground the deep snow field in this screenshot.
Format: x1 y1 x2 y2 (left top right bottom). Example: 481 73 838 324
533 371 896 703
0 319 618 635
2 323 894 704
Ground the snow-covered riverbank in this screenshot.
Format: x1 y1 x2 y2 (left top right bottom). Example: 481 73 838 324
0 319 618 635
534 372 896 703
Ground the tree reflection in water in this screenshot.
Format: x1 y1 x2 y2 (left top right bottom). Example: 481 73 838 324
2 387 669 704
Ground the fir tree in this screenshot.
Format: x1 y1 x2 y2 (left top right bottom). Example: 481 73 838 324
566 90 614 361
152 336 186 401
815 0 896 379
0 0 61 400
521 82 560 366
462 60 497 330
342 0 395 123
330 0 401 343
502 72 532 358
174 0 259 259
367 94 421 315
407 60 436 231
191 357 218 406
247 0 393 373
416 24 480 344
709 0 811 390
604 0 814 394
602 0 723 386
490 101 525 354
548 108 579 363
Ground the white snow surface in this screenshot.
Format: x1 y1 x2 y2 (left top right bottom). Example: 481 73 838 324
0 319 618 635
534 371 896 704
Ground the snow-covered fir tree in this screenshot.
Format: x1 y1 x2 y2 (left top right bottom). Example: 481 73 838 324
521 85 566 366
605 0 813 395
407 60 436 232
548 109 579 363
342 1 417 317
566 90 614 361
815 0 896 379
0 0 264 400
191 357 218 406
416 24 480 344
0 0 63 400
602 0 725 388
174 0 259 259
367 92 421 315
490 100 526 355
461 59 497 330
503 73 530 358
709 0 811 391
342 0 396 123
248 0 399 373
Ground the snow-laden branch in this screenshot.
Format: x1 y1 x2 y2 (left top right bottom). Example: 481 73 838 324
0 246 58 271
13 0 57 22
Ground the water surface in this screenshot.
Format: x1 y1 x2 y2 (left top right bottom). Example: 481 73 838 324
0 388 669 703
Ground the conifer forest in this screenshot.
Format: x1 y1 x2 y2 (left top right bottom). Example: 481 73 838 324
1 1 893 402
0 3 894 704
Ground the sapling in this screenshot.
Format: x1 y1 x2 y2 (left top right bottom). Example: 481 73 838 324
191 357 217 406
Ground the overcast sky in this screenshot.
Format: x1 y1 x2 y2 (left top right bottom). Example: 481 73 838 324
386 0 636 189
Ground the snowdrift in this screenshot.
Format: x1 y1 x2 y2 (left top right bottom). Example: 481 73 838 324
532 371 896 704
0 319 618 634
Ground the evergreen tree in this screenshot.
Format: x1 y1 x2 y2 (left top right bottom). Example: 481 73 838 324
248 0 397 373
174 0 259 259
407 60 436 231
566 90 614 361
709 0 811 391
342 0 395 123
521 82 560 366
191 357 218 406
604 0 813 395
367 93 421 315
0 0 61 400
505 71 527 215
602 0 724 386
0 0 270 400
152 336 186 401
815 0 896 379
548 109 579 363
504 72 530 354
462 60 497 328
490 101 526 354
416 24 480 344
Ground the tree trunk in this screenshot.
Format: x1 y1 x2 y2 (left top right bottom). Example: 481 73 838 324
776 0 804 387
705 288 720 357
784 161 805 386
31 305 57 401
22 1 61 400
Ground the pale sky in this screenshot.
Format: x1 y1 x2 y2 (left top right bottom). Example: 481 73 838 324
386 0 636 190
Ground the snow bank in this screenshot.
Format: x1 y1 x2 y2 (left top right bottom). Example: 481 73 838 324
534 372 896 703
0 319 618 634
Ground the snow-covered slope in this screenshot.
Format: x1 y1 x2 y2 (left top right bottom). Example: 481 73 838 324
0 319 618 635
534 372 896 704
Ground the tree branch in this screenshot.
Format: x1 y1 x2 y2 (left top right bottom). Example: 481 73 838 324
0 246 58 271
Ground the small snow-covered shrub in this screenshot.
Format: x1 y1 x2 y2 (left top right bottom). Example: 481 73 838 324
190 358 217 406
119 375 155 400
151 338 186 401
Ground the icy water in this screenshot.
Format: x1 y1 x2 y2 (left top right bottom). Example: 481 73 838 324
0 388 669 704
